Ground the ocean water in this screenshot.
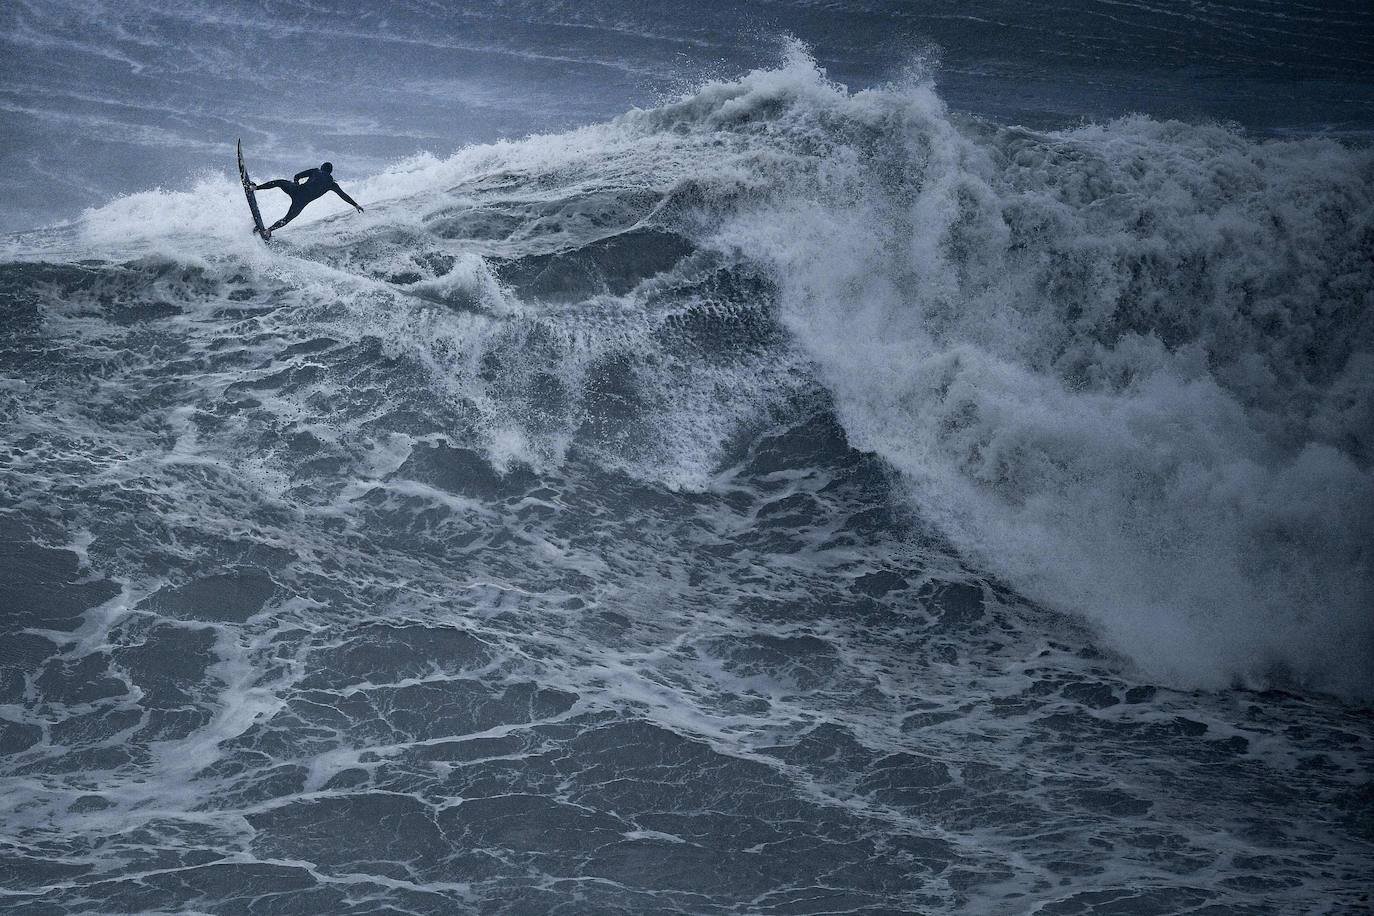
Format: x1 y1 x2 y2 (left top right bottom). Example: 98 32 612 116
2 3 1373 915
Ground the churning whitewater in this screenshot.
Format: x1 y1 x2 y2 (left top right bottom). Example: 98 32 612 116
2 50 1372 914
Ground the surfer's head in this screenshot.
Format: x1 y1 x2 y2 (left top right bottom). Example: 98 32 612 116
321 162 333 174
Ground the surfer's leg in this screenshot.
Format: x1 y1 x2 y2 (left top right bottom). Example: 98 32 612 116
268 197 308 233
255 179 292 193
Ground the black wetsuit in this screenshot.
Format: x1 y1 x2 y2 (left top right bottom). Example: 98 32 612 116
256 168 360 232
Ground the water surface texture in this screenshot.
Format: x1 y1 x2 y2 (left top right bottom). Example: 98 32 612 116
2 3 1373 914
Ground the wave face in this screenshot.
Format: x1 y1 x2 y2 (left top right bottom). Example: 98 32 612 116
2 51 1372 914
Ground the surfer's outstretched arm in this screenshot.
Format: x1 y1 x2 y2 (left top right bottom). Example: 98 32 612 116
331 186 364 212
294 169 313 182
254 179 293 193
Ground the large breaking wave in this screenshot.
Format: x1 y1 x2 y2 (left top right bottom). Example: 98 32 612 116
697 50 1374 696
10 46 1371 698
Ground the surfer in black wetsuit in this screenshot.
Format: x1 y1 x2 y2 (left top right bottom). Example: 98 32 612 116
253 162 363 238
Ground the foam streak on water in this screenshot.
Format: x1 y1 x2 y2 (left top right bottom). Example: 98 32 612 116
1 49 1371 915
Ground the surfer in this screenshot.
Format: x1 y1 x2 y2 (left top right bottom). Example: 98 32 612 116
253 162 363 238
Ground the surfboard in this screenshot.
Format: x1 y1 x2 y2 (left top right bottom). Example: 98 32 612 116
236 139 269 240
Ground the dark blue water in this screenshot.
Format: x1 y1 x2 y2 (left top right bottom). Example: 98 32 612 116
2 3 1372 914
